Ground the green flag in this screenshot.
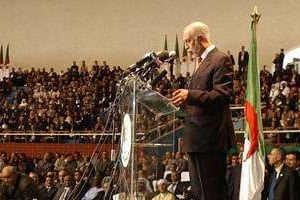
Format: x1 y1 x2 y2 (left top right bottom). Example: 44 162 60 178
163 35 168 51
174 34 181 76
175 34 180 60
0 45 3 65
5 44 9 66
239 7 265 200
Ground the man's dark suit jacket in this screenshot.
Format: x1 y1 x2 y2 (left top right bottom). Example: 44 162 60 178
183 48 235 152
238 51 249 67
173 181 190 196
227 165 241 200
53 185 75 200
1 173 44 200
262 164 300 200
40 185 58 200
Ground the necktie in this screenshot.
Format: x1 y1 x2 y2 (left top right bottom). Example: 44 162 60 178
171 183 177 193
59 188 68 200
268 172 277 200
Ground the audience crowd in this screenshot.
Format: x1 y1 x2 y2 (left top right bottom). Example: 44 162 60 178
0 49 298 144
0 146 299 200
0 46 299 199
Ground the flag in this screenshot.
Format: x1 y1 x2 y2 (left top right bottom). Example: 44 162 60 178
163 34 168 51
182 41 187 62
174 34 181 76
0 45 3 65
4 44 9 66
181 41 189 75
175 34 180 60
239 7 265 200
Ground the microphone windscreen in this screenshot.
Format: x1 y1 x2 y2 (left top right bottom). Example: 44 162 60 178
156 51 170 62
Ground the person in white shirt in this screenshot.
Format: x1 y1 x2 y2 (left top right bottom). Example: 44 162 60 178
152 179 175 200
82 176 103 200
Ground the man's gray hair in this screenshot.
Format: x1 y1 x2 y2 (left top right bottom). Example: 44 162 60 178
183 21 210 41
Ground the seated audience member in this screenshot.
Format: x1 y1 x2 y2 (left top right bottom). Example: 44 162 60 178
0 165 43 199
28 171 41 187
167 171 191 199
0 151 8 171
175 152 188 173
135 179 154 200
53 174 75 200
94 176 110 200
56 169 69 187
63 154 78 175
82 176 103 200
152 179 175 200
94 151 112 178
165 163 177 182
37 152 54 177
40 174 58 200
72 169 89 199
138 169 153 193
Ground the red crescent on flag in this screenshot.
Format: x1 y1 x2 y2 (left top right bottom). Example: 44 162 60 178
244 100 259 159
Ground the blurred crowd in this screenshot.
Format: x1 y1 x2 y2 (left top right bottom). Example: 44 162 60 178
0 150 191 200
0 46 299 144
0 145 300 199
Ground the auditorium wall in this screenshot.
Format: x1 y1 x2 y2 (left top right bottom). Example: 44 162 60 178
0 0 299 71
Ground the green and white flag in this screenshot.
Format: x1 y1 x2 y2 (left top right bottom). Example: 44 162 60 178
175 34 180 77
239 7 266 200
163 34 168 51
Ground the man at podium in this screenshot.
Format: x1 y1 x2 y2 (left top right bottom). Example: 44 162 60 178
171 21 235 200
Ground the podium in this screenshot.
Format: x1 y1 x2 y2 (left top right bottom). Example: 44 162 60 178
112 74 181 199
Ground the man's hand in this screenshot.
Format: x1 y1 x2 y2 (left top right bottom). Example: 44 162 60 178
170 89 188 107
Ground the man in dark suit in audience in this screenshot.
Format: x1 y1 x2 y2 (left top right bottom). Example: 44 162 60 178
238 46 249 74
0 165 43 200
262 147 300 200
53 174 75 200
171 21 235 200
167 171 191 199
226 154 241 200
40 175 58 200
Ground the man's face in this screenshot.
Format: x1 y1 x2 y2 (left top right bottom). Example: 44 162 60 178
64 175 72 187
1 153 7 161
29 173 39 184
1 173 16 186
268 149 280 166
183 30 204 57
45 176 54 187
171 173 179 182
102 152 108 159
74 171 82 182
285 154 298 169
158 183 167 193
231 156 238 166
59 171 67 183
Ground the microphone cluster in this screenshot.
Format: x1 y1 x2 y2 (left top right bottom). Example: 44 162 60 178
124 50 176 79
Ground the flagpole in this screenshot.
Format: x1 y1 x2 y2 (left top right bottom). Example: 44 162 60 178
239 6 265 200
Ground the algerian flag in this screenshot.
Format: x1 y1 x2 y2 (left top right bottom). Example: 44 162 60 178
0 45 3 65
239 7 266 200
4 44 9 66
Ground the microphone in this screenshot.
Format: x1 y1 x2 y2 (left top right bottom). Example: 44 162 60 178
157 50 176 63
150 69 168 87
141 51 176 79
143 51 177 71
124 50 177 77
125 51 157 73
